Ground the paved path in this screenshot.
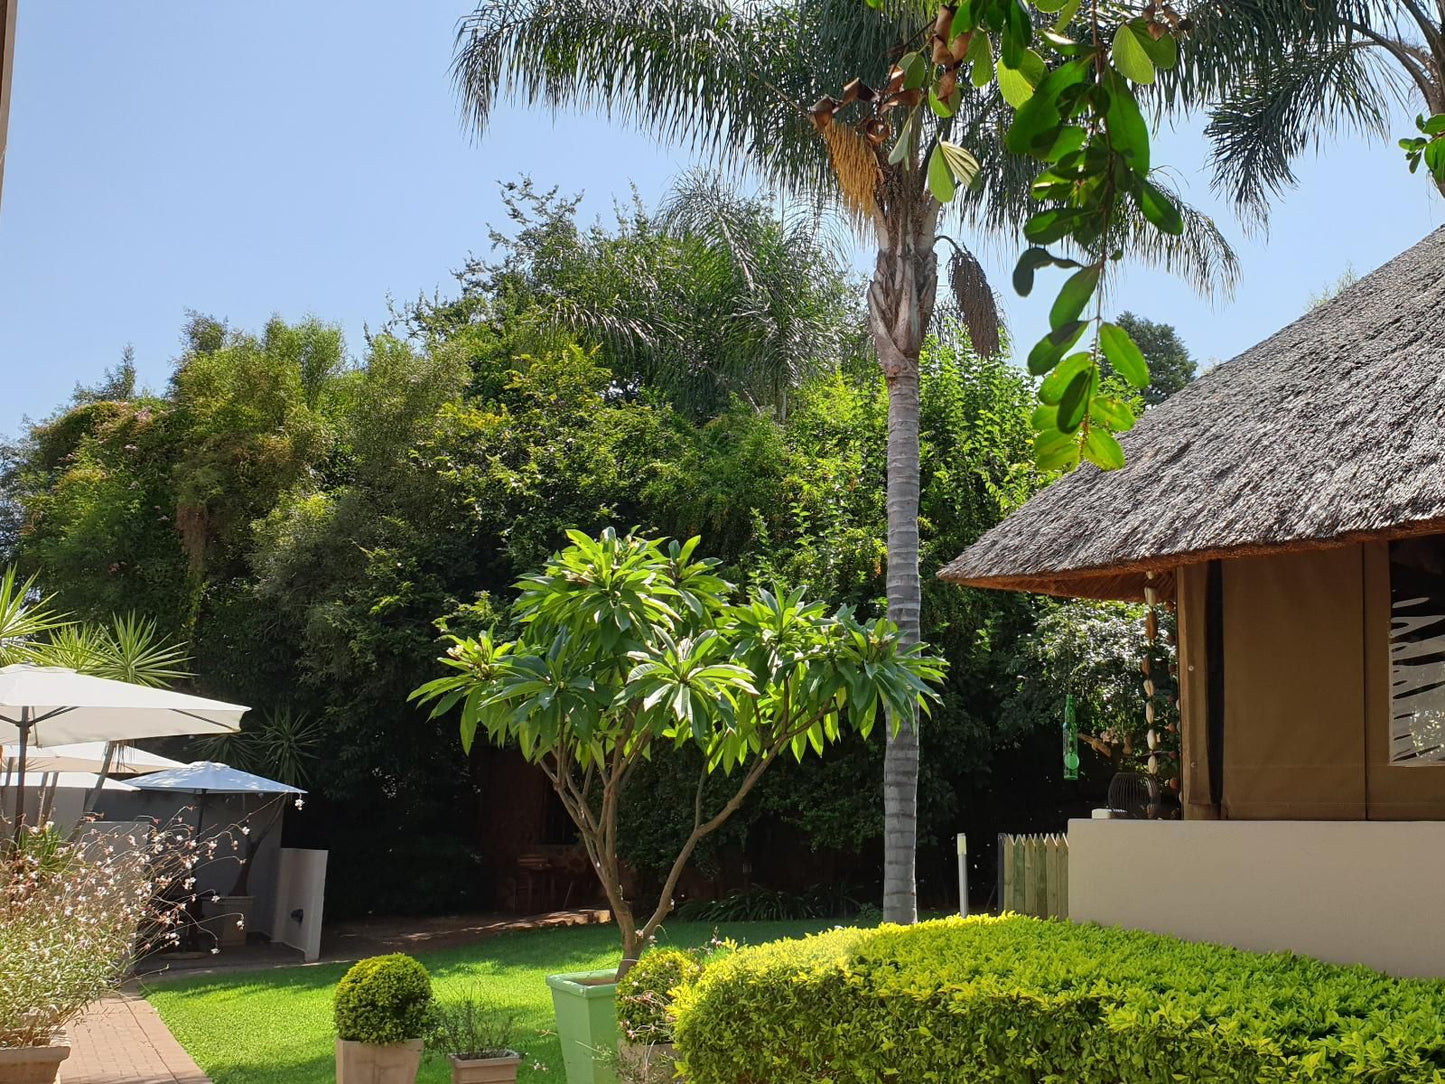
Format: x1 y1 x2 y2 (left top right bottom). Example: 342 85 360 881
61 995 209 1084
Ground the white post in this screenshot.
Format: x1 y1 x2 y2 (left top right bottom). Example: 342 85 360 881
956 833 968 917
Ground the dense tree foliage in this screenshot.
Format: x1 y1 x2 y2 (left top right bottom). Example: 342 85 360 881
0 185 1160 911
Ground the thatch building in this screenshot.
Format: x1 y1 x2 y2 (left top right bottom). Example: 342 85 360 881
942 227 1445 977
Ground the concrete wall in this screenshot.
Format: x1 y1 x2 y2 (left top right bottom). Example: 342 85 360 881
1069 818 1445 978
273 848 327 962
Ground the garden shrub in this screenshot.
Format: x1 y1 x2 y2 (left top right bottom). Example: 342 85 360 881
334 954 433 1044
672 915 1445 1084
617 948 706 1044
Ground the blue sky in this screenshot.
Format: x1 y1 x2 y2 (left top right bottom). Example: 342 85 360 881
1 1 1441 438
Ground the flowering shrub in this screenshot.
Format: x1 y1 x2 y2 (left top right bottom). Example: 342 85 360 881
0 818 238 1048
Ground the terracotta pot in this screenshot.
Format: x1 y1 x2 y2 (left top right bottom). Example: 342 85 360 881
616 1040 677 1084
0 1034 71 1084
448 1050 523 1083
335 1038 424 1084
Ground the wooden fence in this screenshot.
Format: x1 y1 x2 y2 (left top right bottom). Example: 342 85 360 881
997 833 1069 919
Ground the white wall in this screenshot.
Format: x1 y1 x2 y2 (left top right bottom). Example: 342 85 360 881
273 848 327 962
1069 819 1445 978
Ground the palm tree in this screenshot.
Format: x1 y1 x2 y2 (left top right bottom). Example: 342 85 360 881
1174 0 1445 216
452 0 1236 921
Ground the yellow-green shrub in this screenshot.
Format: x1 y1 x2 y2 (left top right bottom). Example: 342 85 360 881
672 915 1445 1083
334 954 432 1045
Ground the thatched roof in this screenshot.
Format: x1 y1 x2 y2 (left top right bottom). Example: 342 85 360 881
940 226 1445 601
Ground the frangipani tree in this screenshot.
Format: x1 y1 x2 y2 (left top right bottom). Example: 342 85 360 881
414 529 945 973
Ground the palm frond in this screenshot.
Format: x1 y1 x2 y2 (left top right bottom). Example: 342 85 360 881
0 567 66 666
195 705 322 787
1115 176 1241 300
1203 39 1398 224
32 614 192 687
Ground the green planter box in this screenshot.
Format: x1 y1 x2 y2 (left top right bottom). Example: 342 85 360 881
546 969 618 1084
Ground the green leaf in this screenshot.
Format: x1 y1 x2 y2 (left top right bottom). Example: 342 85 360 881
1039 352 1094 405
1023 207 1081 244
1134 23 1179 70
926 142 955 203
1026 320 1087 375
1089 394 1136 431
1000 0 1031 67
939 141 980 188
1049 265 1100 331
950 1 975 40
1103 70 1150 172
928 86 954 118
1425 137 1445 181
1005 59 1089 156
1030 403 1059 430
1042 125 1087 163
1052 0 1082 30
901 52 927 91
1111 22 1155 84
888 109 916 165
996 49 1047 107
1034 0 1068 13
1082 427 1125 470
1424 114 1445 136
1033 430 1080 470
1056 369 1092 432
1138 179 1184 235
971 49 994 88
1012 246 1055 296
1099 322 1149 387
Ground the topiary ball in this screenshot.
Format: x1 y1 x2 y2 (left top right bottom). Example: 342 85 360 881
616 948 704 1043
334 953 433 1044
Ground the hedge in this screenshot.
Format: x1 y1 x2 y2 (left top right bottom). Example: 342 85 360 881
671 915 1445 1083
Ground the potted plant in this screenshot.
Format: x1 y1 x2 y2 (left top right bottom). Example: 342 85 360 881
2 818 217 1083
334 954 433 1084
428 994 523 1084
415 529 945 1084
615 949 704 1084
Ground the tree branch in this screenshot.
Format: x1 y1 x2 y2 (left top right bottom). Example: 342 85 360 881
1347 22 1437 102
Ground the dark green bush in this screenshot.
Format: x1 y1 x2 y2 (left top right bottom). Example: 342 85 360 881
673 915 1445 1083
334 954 433 1044
617 948 706 1043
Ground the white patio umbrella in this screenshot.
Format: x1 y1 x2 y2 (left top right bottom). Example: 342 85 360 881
0 664 248 831
128 761 304 797
130 761 303 839
1 741 186 774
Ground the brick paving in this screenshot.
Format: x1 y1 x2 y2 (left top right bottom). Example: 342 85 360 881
61 995 209 1084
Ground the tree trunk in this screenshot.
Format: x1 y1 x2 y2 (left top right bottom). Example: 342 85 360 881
869 189 938 925
882 366 922 923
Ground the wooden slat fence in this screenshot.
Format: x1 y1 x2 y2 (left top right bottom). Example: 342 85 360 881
997 833 1069 919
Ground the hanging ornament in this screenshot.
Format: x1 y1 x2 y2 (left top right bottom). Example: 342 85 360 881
1147 729 1158 750
1148 754 1159 775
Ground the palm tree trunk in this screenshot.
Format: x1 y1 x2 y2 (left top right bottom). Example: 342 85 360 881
882 366 922 924
869 191 938 924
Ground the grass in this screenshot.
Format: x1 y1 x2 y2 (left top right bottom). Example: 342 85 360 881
145 919 829 1084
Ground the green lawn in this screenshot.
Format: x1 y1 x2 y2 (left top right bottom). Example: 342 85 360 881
145 919 828 1084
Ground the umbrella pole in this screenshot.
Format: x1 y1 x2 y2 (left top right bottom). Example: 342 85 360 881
83 741 118 815
11 707 29 840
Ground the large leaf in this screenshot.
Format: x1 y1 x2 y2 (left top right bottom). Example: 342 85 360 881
1111 22 1155 85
